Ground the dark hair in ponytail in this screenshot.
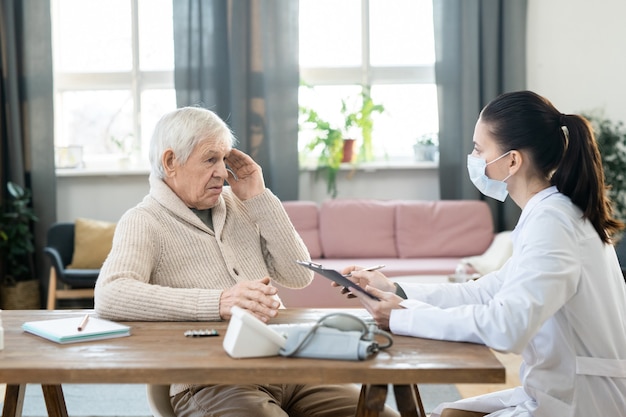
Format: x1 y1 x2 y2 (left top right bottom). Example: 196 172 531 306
480 90 623 243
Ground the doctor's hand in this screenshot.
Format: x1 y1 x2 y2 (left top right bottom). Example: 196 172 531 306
219 276 280 323
225 149 266 201
334 267 396 298
350 286 404 331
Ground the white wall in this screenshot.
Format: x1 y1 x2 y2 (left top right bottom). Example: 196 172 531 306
56 172 149 223
56 0 626 221
298 164 440 202
526 0 626 123
56 165 440 222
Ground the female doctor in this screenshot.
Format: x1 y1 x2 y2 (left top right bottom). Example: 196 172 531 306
342 91 626 417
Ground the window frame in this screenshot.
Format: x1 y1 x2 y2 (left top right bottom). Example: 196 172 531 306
300 0 435 86
51 0 175 169
298 0 437 163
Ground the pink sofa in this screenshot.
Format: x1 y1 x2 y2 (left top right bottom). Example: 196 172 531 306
276 199 496 308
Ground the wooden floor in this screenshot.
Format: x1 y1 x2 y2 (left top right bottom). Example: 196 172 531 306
456 351 522 398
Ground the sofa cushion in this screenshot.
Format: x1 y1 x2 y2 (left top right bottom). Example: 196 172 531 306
68 217 116 269
395 200 493 258
275 258 460 308
282 201 323 258
317 257 460 277
462 230 513 275
319 199 397 258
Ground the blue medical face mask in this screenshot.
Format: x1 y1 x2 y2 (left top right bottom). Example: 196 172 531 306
467 151 512 202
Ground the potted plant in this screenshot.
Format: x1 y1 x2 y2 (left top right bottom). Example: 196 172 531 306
298 86 385 197
108 133 135 168
413 133 439 162
0 181 41 309
342 87 385 162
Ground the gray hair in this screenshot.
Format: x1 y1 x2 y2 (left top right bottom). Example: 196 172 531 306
149 107 236 179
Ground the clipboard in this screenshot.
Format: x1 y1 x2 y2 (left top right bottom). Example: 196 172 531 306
296 260 380 301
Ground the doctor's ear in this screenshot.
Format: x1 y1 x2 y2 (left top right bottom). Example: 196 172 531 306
508 150 523 174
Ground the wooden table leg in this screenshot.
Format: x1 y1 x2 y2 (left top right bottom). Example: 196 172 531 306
42 384 69 417
392 384 426 417
355 384 389 417
2 384 26 417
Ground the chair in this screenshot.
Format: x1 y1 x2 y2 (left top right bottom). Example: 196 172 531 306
146 385 176 417
43 222 100 310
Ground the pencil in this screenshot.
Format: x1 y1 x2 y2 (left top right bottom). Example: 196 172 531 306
77 314 90 331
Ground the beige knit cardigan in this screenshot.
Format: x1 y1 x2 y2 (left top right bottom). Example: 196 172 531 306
94 175 313 322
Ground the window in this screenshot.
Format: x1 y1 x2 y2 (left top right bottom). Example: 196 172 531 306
51 0 176 169
52 0 436 170
298 0 438 163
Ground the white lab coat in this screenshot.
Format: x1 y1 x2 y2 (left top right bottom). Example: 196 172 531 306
390 187 626 417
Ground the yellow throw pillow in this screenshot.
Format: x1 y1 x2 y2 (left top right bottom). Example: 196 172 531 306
67 218 116 269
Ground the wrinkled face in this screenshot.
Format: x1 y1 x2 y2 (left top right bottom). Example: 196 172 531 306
165 138 231 210
471 118 510 180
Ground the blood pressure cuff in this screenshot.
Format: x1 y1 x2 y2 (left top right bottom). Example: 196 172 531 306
279 326 379 360
277 313 393 361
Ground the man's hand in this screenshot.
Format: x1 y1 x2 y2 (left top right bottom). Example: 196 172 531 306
219 276 280 322
225 149 265 201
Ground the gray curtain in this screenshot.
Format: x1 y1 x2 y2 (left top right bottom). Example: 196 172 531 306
172 0 300 201
0 0 56 304
433 0 527 231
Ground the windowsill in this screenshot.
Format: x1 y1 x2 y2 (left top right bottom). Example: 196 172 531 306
55 154 152 177
299 159 438 172
56 166 151 177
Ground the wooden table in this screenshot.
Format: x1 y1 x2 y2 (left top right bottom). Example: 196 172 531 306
0 309 505 417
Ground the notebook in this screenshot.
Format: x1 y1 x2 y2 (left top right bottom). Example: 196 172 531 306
22 315 131 344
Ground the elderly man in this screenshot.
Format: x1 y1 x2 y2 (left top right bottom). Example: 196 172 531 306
95 106 398 417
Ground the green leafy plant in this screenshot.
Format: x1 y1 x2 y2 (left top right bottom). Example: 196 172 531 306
582 113 626 224
108 133 134 156
299 86 385 197
299 106 345 198
0 181 39 283
342 88 385 162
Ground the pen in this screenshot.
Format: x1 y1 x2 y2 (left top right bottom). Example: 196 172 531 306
341 265 386 297
344 264 386 277
77 314 90 331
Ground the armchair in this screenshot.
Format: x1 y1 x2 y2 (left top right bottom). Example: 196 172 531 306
43 222 100 309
